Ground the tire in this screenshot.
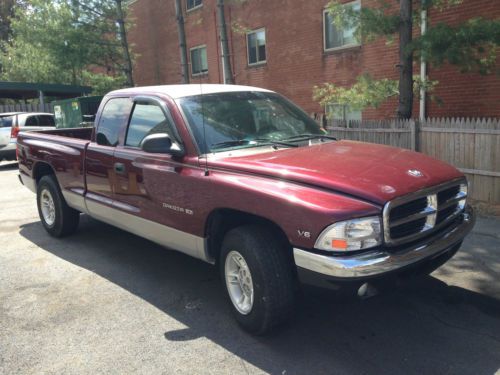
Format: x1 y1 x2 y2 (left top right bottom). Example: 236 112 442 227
36 175 79 237
220 225 295 334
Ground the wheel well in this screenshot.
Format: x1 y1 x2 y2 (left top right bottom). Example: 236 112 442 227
33 162 55 184
205 209 291 263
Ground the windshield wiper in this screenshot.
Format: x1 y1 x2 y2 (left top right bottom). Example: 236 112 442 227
211 138 298 150
284 133 337 141
252 138 299 148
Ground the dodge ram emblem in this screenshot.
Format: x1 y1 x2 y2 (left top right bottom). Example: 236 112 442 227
407 169 423 177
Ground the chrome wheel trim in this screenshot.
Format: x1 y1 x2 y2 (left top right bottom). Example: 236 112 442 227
40 189 56 226
225 250 254 315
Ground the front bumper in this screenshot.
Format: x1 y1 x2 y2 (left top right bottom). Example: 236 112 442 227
294 206 474 282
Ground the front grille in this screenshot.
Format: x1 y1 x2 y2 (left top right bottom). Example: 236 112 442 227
383 179 467 245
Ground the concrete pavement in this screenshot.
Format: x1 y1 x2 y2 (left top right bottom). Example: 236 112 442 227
1 161 499 375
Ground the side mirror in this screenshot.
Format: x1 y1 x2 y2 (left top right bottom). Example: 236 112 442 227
141 133 183 156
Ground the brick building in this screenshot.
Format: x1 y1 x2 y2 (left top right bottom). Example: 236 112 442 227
128 0 500 119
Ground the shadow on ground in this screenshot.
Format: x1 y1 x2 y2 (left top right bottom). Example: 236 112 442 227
0 162 18 171
19 216 500 375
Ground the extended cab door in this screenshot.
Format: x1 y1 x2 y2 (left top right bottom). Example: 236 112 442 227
111 96 206 260
85 97 133 215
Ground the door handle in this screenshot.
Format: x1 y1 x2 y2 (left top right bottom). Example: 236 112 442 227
114 162 126 174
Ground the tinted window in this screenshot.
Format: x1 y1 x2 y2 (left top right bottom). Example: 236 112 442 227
96 98 132 146
179 92 323 153
0 116 14 128
24 116 38 126
38 115 55 126
126 103 173 147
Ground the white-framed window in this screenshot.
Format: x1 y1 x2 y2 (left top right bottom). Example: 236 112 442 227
247 28 266 66
186 0 202 11
326 103 362 121
190 45 208 76
323 1 361 51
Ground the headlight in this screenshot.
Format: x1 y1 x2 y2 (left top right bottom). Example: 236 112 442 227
315 216 382 252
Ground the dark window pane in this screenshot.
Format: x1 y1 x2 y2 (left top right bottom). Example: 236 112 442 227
248 30 266 64
24 116 38 126
126 104 171 147
96 98 132 146
187 0 202 10
191 47 207 75
0 116 14 128
38 115 55 126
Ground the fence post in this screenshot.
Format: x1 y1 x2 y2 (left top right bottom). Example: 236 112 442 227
410 120 416 151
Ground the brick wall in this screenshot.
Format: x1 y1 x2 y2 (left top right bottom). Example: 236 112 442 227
128 0 500 119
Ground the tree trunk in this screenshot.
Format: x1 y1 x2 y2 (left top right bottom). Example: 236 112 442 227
397 0 413 119
216 0 234 84
115 0 134 87
174 0 189 83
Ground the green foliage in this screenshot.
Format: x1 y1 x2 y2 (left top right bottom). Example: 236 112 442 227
0 0 132 93
413 18 500 75
313 74 399 111
319 0 499 113
313 74 439 110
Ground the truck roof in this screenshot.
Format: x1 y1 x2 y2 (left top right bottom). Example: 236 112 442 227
109 84 274 99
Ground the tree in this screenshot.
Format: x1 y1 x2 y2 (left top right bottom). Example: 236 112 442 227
314 0 500 119
0 0 134 94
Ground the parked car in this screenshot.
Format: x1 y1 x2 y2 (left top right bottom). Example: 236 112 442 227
0 112 55 161
17 85 475 334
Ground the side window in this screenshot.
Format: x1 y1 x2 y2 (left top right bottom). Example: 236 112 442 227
24 116 38 126
96 98 132 146
324 1 361 51
38 115 55 126
247 29 266 65
126 103 174 148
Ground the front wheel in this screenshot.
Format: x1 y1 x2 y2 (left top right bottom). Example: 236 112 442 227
37 175 79 237
220 225 295 334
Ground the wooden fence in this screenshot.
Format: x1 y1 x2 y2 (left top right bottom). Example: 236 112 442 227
327 118 500 208
0 103 53 113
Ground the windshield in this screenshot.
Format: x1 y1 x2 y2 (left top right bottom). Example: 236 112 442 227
0 116 14 128
178 91 324 153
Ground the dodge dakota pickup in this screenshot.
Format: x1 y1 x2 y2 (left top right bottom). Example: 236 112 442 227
18 84 475 334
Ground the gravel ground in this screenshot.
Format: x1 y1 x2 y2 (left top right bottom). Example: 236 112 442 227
1 161 499 375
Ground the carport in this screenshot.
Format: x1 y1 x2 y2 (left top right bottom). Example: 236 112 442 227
0 81 92 106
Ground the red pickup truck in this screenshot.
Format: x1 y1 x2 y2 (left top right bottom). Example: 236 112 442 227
18 85 474 334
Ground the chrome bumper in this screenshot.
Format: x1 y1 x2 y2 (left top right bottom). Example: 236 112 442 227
294 207 474 279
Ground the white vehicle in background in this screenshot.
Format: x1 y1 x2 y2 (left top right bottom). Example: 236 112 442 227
0 112 55 161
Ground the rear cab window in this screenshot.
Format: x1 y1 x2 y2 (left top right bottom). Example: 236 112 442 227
38 115 55 126
24 116 38 127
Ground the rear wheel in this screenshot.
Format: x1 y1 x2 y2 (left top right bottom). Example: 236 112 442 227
37 175 79 237
220 225 295 334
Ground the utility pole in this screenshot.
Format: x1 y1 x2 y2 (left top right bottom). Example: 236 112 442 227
175 0 189 83
115 0 134 87
397 0 413 119
216 0 234 84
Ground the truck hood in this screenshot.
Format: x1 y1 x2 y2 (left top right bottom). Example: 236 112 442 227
208 140 463 205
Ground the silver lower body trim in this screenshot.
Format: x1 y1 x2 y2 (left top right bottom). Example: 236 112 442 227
64 190 210 263
85 199 211 263
294 206 474 279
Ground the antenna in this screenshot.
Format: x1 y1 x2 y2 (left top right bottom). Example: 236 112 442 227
199 76 209 176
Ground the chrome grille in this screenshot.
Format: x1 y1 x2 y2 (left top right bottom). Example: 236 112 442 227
383 179 467 245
